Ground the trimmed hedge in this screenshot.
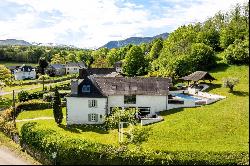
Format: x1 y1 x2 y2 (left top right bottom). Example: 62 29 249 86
20 122 249 165
15 100 52 116
18 91 44 102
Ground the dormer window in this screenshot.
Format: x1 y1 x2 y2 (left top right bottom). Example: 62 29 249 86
82 85 90 92
111 85 117 90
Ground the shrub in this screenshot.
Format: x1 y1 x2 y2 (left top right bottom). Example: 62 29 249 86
38 74 50 80
222 77 239 92
50 82 71 91
43 92 55 102
18 90 44 102
105 108 139 130
18 90 29 102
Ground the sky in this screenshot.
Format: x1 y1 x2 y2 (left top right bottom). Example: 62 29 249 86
0 0 247 49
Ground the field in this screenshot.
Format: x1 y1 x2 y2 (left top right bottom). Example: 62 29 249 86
0 61 37 67
15 65 249 153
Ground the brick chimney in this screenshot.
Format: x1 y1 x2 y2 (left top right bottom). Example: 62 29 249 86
79 68 90 79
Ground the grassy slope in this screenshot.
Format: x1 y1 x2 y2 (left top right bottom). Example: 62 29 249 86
0 61 37 67
16 65 249 152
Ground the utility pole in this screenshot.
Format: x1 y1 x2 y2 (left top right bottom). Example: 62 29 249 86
12 90 16 127
42 75 45 91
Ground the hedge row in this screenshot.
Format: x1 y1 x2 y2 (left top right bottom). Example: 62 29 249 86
0 108 18 138
20 122 249 165
18 91 44 102
15 100 52 115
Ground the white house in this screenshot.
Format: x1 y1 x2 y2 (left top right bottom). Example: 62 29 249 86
65 62 86 74
66 76 171 125
13 64 36 80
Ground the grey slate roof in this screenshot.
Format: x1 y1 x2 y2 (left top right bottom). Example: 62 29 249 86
181 71 216 82
90 76 170 96
66 61 86 68
79 68 116 78
50 64 65 69
16 64 34 72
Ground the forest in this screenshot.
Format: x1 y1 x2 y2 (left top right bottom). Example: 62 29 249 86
0 3 248 79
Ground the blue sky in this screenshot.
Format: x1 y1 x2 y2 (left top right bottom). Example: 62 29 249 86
0 0 247 48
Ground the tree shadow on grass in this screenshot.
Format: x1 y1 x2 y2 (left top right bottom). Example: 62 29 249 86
58 124 109 134
231 90 249 96
160 108 185 116
209 63 229 73
202 83 222 92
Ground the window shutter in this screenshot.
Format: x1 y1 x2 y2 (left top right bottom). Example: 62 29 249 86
95 100 98 107
95 114 98 122
88 100 91 107
88 114 91 121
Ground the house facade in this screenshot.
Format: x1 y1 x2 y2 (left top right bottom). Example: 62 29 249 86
13 64 36 80
65 62 86 74
66 76 171 125
45 64 65 76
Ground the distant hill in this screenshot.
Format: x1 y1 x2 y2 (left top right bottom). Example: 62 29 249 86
101 32 169 49
0 39 31 46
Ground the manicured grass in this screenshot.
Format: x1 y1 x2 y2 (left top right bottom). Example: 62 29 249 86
15 65 249 153
2 84 42 92
0 61 37 67
17 108 66 120
16 108 119 145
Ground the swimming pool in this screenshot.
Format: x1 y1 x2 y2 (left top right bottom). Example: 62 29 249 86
174 93 202 101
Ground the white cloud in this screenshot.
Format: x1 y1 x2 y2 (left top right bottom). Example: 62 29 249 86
0 0 248 48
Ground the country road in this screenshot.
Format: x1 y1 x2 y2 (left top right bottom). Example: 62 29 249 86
0 146 33 165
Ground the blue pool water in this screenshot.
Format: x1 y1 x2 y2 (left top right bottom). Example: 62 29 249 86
174 93 202 101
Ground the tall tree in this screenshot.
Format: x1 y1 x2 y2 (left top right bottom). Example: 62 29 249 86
38 57 48 75
122 45 148 76
52 87 63 125
0 65 12 88
147 38 163 61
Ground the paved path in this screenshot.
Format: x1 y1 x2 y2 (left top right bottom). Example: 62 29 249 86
0 146 32 165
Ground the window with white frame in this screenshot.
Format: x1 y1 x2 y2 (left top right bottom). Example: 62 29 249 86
91 114 96 121
88 100 97 107
82 85 90 92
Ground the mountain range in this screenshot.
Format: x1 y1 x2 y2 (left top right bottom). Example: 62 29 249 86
101 32 169 49
0 32 169 49
0 39 31 46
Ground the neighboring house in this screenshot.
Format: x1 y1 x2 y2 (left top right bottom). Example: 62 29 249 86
13 64 36 80
65 75 171 125
7 66 20 74
45 64 66 76
78 68 117 78
65 62 87 74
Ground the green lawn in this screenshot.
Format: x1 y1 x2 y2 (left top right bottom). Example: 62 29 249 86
0 61 37 67
15 65 249 153
16 108 119 146
17 108 66 120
